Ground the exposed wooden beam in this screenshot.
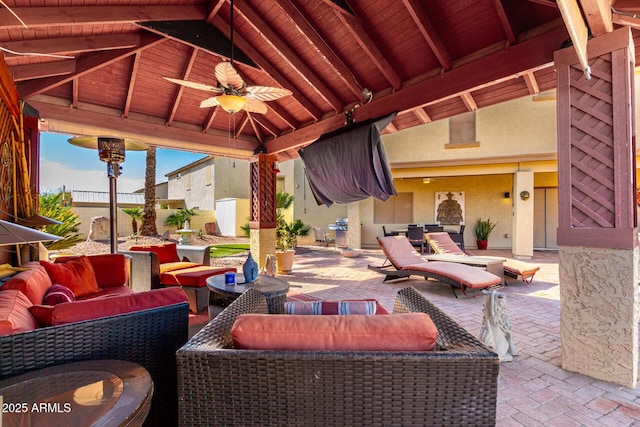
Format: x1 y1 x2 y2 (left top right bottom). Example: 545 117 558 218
17 34 164 98
460 93 478 111
203 107 221 133
210 15 323 120
167 48 198 126
206 0 225 22
612 13 640 29
252 115 279 138
233 0 344 112
557 0 591 79
0 6 205 30
386 122 398 133
320 0 354 16
401 0 452 70
413 107 431 124
491 0 517 44
265 25 569 154
527 0 558 7
8 60 75 81
271 0 364 101
246 114 264 143
72 78 78 109
333 7 402 90
611 0 640 13
0 34 142 61
237 116 251 138
579 0 613 36
123 52 141 118
522 72 540 94
29 98 258 155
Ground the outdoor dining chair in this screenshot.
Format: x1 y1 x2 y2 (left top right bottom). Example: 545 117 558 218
407 224 425 254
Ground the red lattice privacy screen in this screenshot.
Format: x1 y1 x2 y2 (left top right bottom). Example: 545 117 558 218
249 154 276 228
555 28 637 249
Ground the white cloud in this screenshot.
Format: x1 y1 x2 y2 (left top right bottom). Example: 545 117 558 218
40 159 145 193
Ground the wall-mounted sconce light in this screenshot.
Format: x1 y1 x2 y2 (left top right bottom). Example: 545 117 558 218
504 192 510 199
520 190 530 201
422 178 431 184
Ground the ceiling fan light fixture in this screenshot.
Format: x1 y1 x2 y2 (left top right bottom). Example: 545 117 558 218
217 94 246 113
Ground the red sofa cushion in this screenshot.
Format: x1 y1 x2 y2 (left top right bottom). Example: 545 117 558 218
30 287 188 327
40 256 101 297
55 253 128 288
161 266 235 288
2 263 53 305
0 290 39 335
129 243 180 264
232 312 438 351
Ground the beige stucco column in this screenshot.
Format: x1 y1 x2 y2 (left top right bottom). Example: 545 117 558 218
248 154 277 269
512 170 534 258
347 202 361 249
555 28 638 388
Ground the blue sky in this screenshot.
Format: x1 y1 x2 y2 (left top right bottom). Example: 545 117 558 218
39 133 206 193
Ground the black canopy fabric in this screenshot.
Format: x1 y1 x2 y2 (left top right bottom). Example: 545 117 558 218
299 113 398 207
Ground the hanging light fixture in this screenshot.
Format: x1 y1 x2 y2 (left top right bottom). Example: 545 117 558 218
217 94 246 113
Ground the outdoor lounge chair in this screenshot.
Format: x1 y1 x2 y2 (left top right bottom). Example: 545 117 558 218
426 232 540 284
368 236 502 297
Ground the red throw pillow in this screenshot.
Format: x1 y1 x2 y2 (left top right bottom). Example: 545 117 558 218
39 256 101 298
42 284 76 305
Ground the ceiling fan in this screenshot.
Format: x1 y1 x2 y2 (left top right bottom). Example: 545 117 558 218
164 62 291 114
163 0 291 114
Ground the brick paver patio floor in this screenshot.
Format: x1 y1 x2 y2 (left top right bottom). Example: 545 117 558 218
279 246 640 426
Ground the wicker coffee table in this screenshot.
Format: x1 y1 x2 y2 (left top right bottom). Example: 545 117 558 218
207 273 290 314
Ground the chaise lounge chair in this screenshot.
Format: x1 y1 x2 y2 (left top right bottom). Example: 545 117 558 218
425 232 540 284
368 236 502 297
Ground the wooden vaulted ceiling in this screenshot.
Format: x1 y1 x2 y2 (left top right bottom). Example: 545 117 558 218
1 0 639 160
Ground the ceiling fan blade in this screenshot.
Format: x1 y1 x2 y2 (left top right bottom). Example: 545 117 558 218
164 77 222 93
245 86 292 102
215 62 245 89
243 98 268 114
200 97 220 108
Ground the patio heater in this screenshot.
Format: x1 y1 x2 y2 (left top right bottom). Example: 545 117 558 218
68 136 148 253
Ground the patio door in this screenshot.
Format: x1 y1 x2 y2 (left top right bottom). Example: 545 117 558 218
533 188 558 249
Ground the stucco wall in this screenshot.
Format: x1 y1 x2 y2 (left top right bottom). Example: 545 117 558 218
358 174 515 248
166 158 250 212
559 246 639 388
73 206 215 238
384 96 557 164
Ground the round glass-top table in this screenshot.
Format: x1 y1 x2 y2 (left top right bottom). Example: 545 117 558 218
0 359 153 427
207 273 290 314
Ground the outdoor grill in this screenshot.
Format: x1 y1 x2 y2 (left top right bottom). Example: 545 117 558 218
329 218 348 248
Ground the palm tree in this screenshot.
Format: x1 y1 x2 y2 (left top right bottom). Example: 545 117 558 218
39 191 83 250
122 207 142 235
139 146 157 236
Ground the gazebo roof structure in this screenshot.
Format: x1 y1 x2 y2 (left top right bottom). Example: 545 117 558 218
1 1 638 159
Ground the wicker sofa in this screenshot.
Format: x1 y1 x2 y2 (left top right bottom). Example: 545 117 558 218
177 287 499 426
0 294 189 427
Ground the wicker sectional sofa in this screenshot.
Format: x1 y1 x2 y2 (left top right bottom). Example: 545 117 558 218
177 287 499 426
0 254 190 427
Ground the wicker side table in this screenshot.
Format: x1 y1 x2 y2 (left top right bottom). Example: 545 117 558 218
207 273 290 314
